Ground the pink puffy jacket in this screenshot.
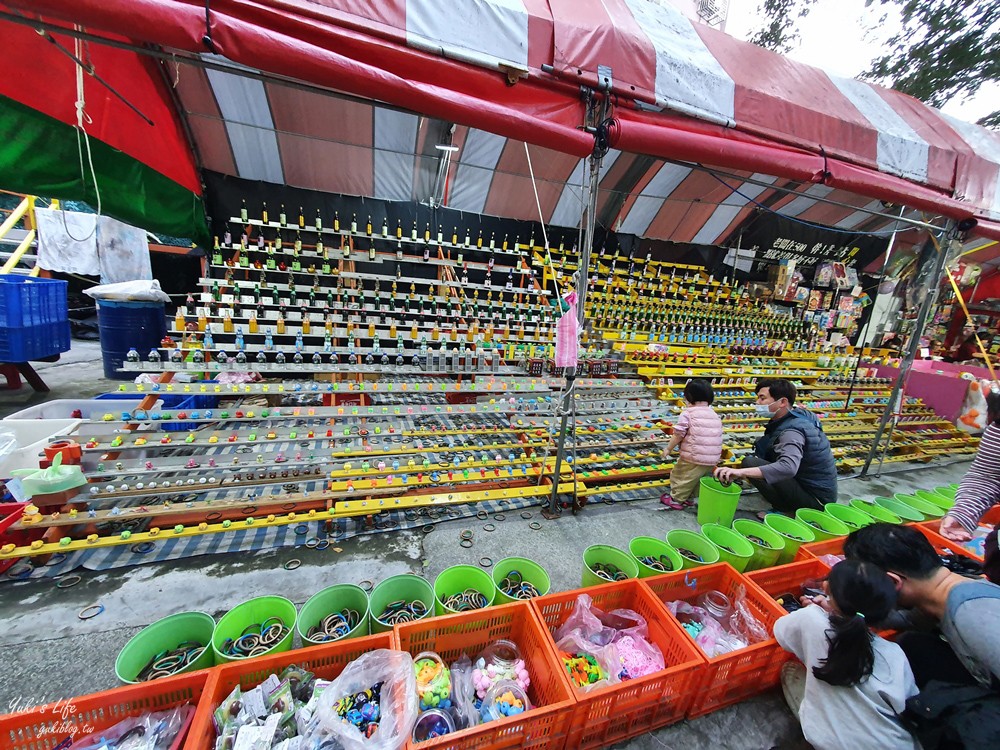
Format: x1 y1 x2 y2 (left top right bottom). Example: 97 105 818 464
678 405 723 466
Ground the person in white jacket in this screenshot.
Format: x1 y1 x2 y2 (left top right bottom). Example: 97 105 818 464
774 559 920 750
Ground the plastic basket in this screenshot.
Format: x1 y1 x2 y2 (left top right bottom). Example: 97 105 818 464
211 596 297 664
915 489 954 511
873 496 925 522
532 580 705 748
186 632 393 750
582 544 640 586
95 392 220 432
492 557 552 605
665 529 720 569
823 503 876 531
369 574 435 634
0 669 207 750
745 558 832 600
115 611 216 684
0 321 71 361
762 513 816 564
696 476 741 526
0 276 68 326
732 519 785 570
394 601 574 750
434 564 497 616
629 536 684 577
642 562 789 718
849 498 903 524
795 536 846 563
934 486 957 502
913 524 987 562
297 583 371 644
700 524 755 573
893 493 945 519
794 508 850 542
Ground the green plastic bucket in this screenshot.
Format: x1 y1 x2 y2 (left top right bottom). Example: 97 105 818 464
582 545 640 586
434 565 497 616
492 557 551 604
297 584 370 645
850 499 902 524
824 503 876 531
894 493 945 519
369 574 435 633
629 536 683 577
795 509 851 541
732 519 786 571
665 529 721 570
873 496 926 522
212 596 297 665
116 611 215 684
917 489 955 511
696 477 741 526
763 514 817 564
701 524 755 573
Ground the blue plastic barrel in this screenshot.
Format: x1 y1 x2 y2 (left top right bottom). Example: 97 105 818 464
96 300 166 380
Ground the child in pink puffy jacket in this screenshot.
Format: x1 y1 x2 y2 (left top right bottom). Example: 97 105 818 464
662 378 724 510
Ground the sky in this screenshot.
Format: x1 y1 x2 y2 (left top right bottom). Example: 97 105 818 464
723 0 999 125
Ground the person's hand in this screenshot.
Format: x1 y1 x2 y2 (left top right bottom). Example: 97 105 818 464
799 594 834 613
938 515 973 542
714 466 743 485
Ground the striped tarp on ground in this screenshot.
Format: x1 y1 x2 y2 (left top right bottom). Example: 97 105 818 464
6 379 666 580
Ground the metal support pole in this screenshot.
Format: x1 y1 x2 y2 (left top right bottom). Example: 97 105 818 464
860 221 957 477
546 96 608 517
845 206 905 407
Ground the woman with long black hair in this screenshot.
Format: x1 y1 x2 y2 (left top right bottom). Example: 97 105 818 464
774 560 919 750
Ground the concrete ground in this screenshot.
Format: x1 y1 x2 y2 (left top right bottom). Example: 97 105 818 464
0 343 971 748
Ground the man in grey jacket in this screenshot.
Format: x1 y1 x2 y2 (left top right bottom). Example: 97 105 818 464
714 378 838 512
843 523 1000 690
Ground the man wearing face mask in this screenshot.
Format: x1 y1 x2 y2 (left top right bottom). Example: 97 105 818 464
714 378 837 513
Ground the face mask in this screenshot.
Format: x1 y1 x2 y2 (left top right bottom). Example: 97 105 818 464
755 403 774 416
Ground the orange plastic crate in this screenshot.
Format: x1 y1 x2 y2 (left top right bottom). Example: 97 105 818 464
799 525 986 564
186 632 394 750
642 562 790 718
531 579 705 749
0 669 208 750
795 536 846 562
746 558 832 600
394 600 574 750
913 523 987 561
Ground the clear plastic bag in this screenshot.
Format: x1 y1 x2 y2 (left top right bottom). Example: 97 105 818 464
667 600 746 658
448 655 479 730
554 593 612 645
307 649 417 750
67 705 193 750
730 586 769 644
553 593 637 647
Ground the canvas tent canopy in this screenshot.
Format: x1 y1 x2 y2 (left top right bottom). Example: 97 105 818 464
2 0 1000 259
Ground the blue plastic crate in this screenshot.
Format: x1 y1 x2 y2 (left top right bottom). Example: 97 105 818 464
0 277 68 327
96 392 220 432
0 320 71 361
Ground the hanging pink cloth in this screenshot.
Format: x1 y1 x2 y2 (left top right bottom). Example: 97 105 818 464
555 291 579 369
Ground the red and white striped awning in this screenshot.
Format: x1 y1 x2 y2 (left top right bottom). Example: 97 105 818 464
7 0 1000 242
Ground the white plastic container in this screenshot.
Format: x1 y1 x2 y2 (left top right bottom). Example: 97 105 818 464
0 418 79 478
3 398 153 421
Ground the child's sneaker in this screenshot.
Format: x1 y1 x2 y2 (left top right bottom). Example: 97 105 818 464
660 494 686 510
